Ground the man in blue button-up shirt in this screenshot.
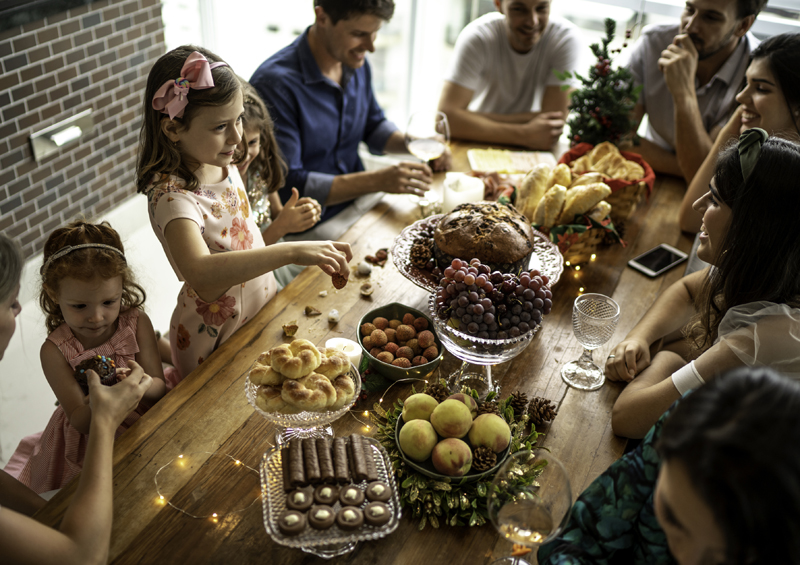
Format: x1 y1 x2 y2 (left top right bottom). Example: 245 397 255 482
251 0 447 237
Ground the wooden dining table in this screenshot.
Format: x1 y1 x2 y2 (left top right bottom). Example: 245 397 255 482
35 142 695 564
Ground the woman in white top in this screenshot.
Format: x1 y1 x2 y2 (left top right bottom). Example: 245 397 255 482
0 233 151 564
608 130 800 438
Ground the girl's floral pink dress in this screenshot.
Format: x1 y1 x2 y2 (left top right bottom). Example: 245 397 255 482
147 167 277 380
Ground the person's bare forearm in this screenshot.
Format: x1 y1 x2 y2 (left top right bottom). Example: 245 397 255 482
623 272 702 346
0 471 45 516
445 108 535 147
673 94 714 182
58 418 116 564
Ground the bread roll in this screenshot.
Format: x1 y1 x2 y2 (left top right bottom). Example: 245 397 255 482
282 372 337 411
250 363 286 386
588 141 617 165
587 201 612 222
256 385 292 413
518 163 551 222
558 183 612 224
570 155 591 174
546 163 571 190
623 160 645 181
534 184 567 229
267 339 322 380
317 348 350 379
569 172 604 188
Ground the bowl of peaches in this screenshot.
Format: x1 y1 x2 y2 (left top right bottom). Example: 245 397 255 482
358 303 444 382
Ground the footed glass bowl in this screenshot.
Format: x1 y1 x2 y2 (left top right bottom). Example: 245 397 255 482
245 362 361 446
428 294 539 398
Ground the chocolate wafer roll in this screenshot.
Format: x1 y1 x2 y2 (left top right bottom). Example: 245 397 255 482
281 447 292 492
362 439 378 482
349 434 368 482
333 437 350 483
316 438 335 483
303 438 321 484
289 438 306 487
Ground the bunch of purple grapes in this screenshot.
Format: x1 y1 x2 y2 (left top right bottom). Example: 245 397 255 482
434 258 553 339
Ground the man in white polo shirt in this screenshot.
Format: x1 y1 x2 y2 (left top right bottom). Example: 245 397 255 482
437 0 582 150
626 0 766 181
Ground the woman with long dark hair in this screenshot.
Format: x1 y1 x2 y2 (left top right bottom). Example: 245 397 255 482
608 131 800 438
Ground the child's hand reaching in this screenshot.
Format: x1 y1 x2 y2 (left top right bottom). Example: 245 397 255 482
284 241 353 278
85 361 152 429
273 187 322 236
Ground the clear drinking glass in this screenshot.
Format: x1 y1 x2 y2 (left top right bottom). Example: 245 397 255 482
561 293 620 391
405 111 449 217
487 449 572 565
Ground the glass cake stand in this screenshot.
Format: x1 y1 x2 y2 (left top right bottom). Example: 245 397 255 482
245 362 361 446
428 295 539 399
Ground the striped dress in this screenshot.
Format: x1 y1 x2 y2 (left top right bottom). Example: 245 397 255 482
4 309 146 493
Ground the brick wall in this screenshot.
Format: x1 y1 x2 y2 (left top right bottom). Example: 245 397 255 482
0 0 165 259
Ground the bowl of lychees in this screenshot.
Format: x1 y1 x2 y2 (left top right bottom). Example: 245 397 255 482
358 303 444 381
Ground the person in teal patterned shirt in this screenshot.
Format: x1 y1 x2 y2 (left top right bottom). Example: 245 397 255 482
539 367 800 564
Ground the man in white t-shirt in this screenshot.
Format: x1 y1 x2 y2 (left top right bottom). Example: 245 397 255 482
437 0 582 150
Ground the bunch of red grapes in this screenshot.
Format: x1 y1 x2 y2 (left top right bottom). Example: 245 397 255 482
434 258 552 339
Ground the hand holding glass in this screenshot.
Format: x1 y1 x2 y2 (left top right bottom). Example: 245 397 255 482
561 293 620 391
405 111 449 162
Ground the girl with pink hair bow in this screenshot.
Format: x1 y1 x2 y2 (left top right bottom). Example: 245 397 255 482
136 46 352 381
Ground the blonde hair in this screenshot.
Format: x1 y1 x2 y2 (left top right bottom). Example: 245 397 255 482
40 220 146 334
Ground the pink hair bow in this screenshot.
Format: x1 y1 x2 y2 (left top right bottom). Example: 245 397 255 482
152 51 228 119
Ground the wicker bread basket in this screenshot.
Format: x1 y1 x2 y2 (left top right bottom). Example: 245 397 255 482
556 225 607 265
558 143 655 225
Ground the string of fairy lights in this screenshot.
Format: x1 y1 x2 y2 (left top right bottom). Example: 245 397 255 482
566 253 597 295
153 451 260 522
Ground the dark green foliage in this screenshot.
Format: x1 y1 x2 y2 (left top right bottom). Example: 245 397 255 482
560 18 642 146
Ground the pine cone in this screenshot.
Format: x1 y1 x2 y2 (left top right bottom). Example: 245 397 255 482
424 382 449 404
509 391 528 418
472 446 497 472
477 400 499 416
527 397 558 427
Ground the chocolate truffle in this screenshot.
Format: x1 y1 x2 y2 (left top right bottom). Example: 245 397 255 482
364 501 392 527
277 510 306 536
286 486 314 511
313 484 339 505
308 505 336 530
336 506 364 531
365 481 392 502
338 485 365 507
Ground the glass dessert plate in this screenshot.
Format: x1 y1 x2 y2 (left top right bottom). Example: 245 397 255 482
245 362 361 446
391 214 564 293
428 294 540 398
261 437 401 558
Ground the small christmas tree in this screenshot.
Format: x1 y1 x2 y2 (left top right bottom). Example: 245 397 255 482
562 18 641 147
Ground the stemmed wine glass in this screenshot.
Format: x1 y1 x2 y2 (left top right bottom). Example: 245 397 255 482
561 293 620 391
405 111 449 216
487 449 573 565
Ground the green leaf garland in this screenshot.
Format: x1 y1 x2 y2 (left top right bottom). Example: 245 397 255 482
373 387 541 529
